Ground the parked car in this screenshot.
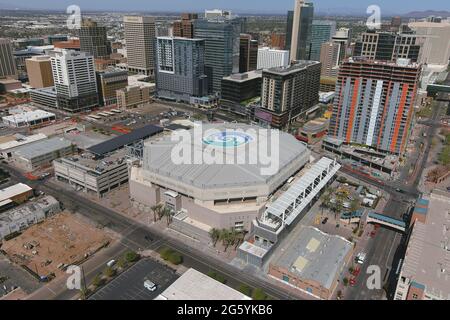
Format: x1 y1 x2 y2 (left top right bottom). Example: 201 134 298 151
349 278 357 286
321 217 328 224
144 280 157 291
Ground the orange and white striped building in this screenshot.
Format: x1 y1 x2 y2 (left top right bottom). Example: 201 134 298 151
328 58 421 155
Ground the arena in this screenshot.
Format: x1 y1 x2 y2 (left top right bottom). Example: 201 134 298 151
129 123 311 236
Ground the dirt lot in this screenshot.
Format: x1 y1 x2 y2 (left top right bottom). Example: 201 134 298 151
2 211 114 279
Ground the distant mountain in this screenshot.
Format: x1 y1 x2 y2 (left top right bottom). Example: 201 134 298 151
404 10 450 18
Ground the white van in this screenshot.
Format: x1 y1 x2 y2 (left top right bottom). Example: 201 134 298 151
106 259 116 267
144 280 157 291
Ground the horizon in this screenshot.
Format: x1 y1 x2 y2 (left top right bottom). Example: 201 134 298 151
0 0 449 16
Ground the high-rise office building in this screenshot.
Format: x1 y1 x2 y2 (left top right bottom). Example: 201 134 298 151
155 37 208 103
96 67 128 106
320 41 341 78
328 58 421 155
239 34 258 73
271 33 286 50
49 49 98 113
0 38 17 79
123 16 156 76
288 0 314 61
25 56 54 88
172 13 198 38
257 47 290 70
259 61 321 129
79 19 111 59
409 21 450 67
353 31 421 62
309 20 336 61
194 18 240 94
332 28 351 60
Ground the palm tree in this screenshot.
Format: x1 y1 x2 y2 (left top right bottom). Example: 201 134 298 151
321 192 331 216
150 204 162 223
209 228 221 247
161 206 173 226
334 198 344 221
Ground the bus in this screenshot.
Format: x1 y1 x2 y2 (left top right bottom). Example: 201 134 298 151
87 115 102 120
111 109 122 114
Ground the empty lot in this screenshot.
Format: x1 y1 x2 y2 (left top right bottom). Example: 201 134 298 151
2 211 114 279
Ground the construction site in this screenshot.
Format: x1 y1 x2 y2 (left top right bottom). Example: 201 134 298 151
1 211 115 281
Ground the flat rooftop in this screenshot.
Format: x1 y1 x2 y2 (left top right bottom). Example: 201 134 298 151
2 110 55 123
57 149 127 174
222 70 262 82
156 268 251 300
0 133 47 151
0 183 32 203
13 137 71 159
274 226 352 290
266 60 320 75
400 190 450 299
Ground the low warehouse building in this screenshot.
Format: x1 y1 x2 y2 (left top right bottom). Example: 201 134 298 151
0 195 60 239
156 268 251 300
2 109 56 128
0 133 47 159
0 183 33 211
268 226 353 300
11 137 74 170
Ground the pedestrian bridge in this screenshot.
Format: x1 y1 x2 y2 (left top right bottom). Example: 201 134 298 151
367 211 406 232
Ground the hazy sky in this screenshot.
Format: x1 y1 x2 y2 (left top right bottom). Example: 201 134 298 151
2 0 449 15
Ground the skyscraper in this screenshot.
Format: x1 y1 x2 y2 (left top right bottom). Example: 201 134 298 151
328 58 421 155
25 56 54 88
259 61 321 129
353 31 421 62
155 37 208 102
319 41 341 78
172 13 198 38
289 0 314 61
309 20 336 61
0 38 17 79
123 16 156 76
239 34 258 73
79 19 111 59
194 18 240 94
49 49 98 113
285 11 294 51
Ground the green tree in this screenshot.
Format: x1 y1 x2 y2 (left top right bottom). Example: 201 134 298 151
161 206 173 226
209 228 221 247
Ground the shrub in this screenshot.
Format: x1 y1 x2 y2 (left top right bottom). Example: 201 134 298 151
104 266 116 278
124 251 139 263
168 252 183 265
252 288 268 300
238 284 252 297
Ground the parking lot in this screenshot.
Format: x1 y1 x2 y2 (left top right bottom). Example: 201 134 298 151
89 258 178 300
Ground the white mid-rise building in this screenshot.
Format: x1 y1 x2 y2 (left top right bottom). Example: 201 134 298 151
257 47 290 70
